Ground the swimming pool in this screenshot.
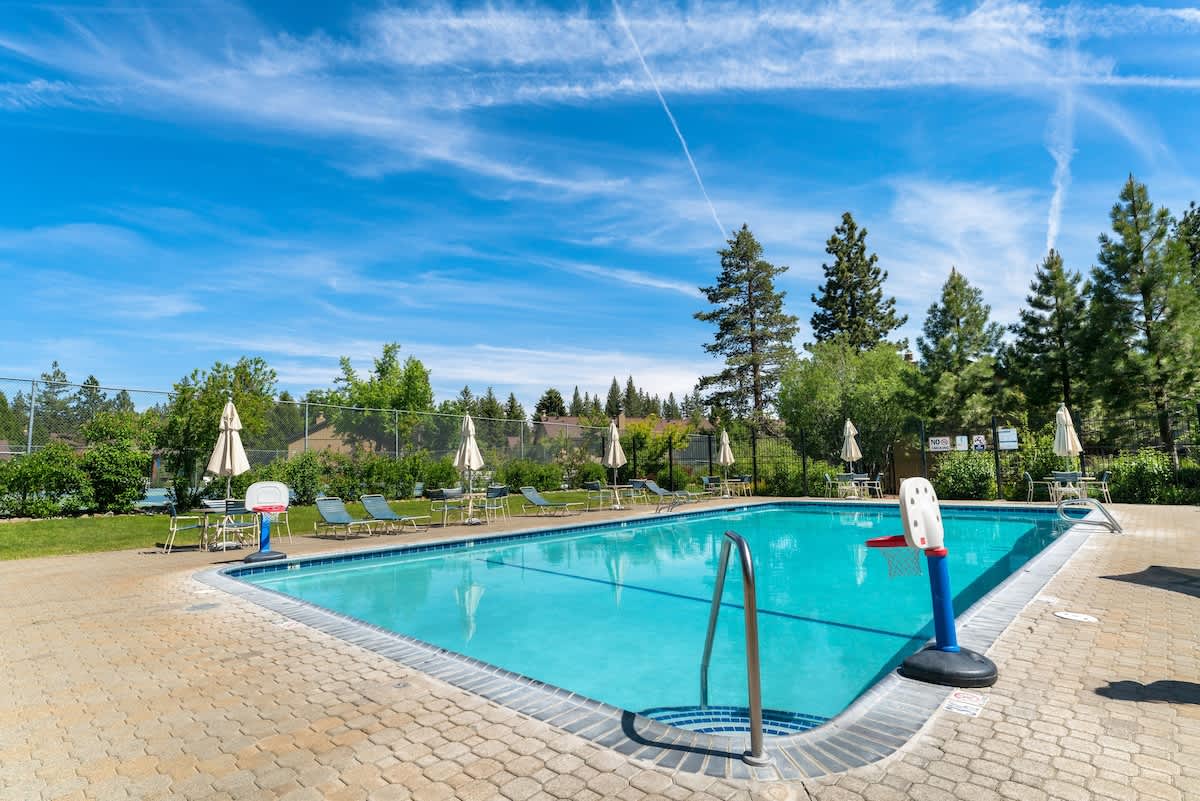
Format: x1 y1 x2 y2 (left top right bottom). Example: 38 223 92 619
232 502 1075 728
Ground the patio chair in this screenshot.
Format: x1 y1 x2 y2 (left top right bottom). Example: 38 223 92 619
625 479 650 505
1093 470 1113 504
481 485 510 523
411 481 425 499
583 480 607 511
738 474 754 496
428 487 467 526
202 498 257 550
824 474 835 498
314 497 374 539
359 494 429 533
1050 471 1083 503
835 473 859 499
700 476 722 496
519 486 582 516
863 473 884 498
642 479 695 513
1024 471 1054 502
163 502 202 554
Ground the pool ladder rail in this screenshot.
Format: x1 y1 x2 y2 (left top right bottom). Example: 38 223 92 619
1057 497 1123 533
699 531 771 766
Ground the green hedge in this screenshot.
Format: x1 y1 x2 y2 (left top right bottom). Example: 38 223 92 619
932 451 997 500
761 459 840 497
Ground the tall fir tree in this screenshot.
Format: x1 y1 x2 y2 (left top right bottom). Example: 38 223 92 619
1176 201 1200 282
695 224 799 422
1086 176 1199 458
917 268 1005 428
568 386 584 416
590 395 603 415
810 212 907 349
623 376 641 418
1008 250 1088 425
503 393 526 423
477 387 506 448
533 388 566 420
664 392 680 420
604 378 622 417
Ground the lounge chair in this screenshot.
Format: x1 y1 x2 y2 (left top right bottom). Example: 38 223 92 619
642 479 695 512
163 502 203 554
359 494 430 533
519 486 582 516
314 497 374 538
428 487 467 526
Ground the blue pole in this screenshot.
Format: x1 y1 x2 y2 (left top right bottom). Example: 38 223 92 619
259 513 272 554
925 549 959 652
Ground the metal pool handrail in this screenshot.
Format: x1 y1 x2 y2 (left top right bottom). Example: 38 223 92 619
699 530 771 766
1057 497 1122 533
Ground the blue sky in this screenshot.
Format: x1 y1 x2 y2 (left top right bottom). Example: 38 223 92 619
1 0 1199 410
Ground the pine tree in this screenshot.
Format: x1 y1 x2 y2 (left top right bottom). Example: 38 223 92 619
695 224 799 422
534 388 566 420
1008 250 1087 425
1087 176 1199 458
604 378 622 417
917 268 1004 427
503 393 527 423
455 386 478 417
568 386 583 416
590 396 602 415
1176 201 1200 281
477 387 506 448
622 377 640 418
663 392 680 420
810 212 907 349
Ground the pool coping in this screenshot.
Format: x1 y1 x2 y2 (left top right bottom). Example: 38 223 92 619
195 499 1102 782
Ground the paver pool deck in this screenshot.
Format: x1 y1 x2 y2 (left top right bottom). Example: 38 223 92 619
1 499 1198 801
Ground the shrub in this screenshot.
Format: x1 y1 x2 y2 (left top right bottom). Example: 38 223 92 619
761 459 840 497
1006 424 1077 500
82 444 150 513
495 459 563 491
421 456 462 491
932 451 996 500
576 461 607 487
284 451 321 504
1108 450 1174 504
0 443 93 517
655 464 693 491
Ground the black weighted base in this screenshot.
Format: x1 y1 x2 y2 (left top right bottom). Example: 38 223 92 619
899 645 998 688
244 550 287 564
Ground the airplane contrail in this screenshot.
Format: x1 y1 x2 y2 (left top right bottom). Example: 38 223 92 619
612 0 726 240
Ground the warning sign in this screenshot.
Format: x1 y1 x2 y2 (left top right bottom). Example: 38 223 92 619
972 434 988 451
928 436 951 452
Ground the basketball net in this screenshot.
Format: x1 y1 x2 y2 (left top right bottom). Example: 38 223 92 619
867 534 924 578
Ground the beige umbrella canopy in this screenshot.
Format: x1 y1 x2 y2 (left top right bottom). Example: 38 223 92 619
840 418 863 471
716 430 735 496
1054 404 1083 459
453 414 486 522
602 420 627 483
206 400 251 502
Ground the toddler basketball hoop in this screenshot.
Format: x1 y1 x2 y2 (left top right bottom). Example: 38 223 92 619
866 535 922 577
866 477 998 689
244 480 289 564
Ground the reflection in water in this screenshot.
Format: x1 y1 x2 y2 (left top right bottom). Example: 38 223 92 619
454 565 486 643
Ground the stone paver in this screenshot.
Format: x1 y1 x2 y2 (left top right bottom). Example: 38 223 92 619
1 501 1197 800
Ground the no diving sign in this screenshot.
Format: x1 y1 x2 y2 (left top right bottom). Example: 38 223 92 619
972 435 988 451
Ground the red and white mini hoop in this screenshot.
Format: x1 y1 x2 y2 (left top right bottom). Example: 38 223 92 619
866 534 923 578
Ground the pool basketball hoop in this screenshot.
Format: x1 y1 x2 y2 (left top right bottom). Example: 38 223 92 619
866 535 922 577
866 477 998 689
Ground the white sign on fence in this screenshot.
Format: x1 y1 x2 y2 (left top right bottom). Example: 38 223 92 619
998 427 1019 450
928 436 952 452
955 435 969 451
972 434 988 451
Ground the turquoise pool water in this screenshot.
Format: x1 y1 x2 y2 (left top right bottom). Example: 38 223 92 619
236 503 1070 722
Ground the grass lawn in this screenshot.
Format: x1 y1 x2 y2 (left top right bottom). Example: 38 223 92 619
0 490 595 561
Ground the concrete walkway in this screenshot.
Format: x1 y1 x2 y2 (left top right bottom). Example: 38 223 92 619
1 501 1197 800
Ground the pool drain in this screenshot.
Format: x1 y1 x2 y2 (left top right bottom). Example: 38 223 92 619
639 705 827 736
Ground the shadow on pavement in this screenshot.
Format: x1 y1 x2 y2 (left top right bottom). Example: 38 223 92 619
1095 680 1200 704
1100 565 1200 600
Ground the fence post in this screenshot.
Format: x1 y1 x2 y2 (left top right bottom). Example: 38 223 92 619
800 428 808 496
394 410 400 459
918 420 928 479
632 441 637 477
303 402 309 452
751 428 758 491
991 415 1003 500
668 445 674 490
520 425 525 459
706 433 713 477
25 379 36 455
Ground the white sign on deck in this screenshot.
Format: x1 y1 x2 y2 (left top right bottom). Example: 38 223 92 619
928 436 951 452
955 435 969 451
998 427 1019 450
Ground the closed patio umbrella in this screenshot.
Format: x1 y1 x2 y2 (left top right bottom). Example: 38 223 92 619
841 418 862 472
453 414 485 523
1054 404 1083 459
603 420 627 509
716 429 735 497
206 399 251 505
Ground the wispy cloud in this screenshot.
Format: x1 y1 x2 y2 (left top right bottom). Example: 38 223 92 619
550 259 703 298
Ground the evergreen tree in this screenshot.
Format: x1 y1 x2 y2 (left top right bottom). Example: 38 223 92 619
35 361 73 443
604 378 622 417
110 390 135 414
568 386 584 416
0 390 21 442
1086 176 1199 458
916 268 1004 428
590 396 602 416
503 393 526 423
695 224 799 422
663 392 680 420
623 376 640 418
455 386 478 417
1176 201 1200 281
72 375 109 428
1008 250 1087 425
477 387 506 448
810 212 907 349
534 388 566 420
